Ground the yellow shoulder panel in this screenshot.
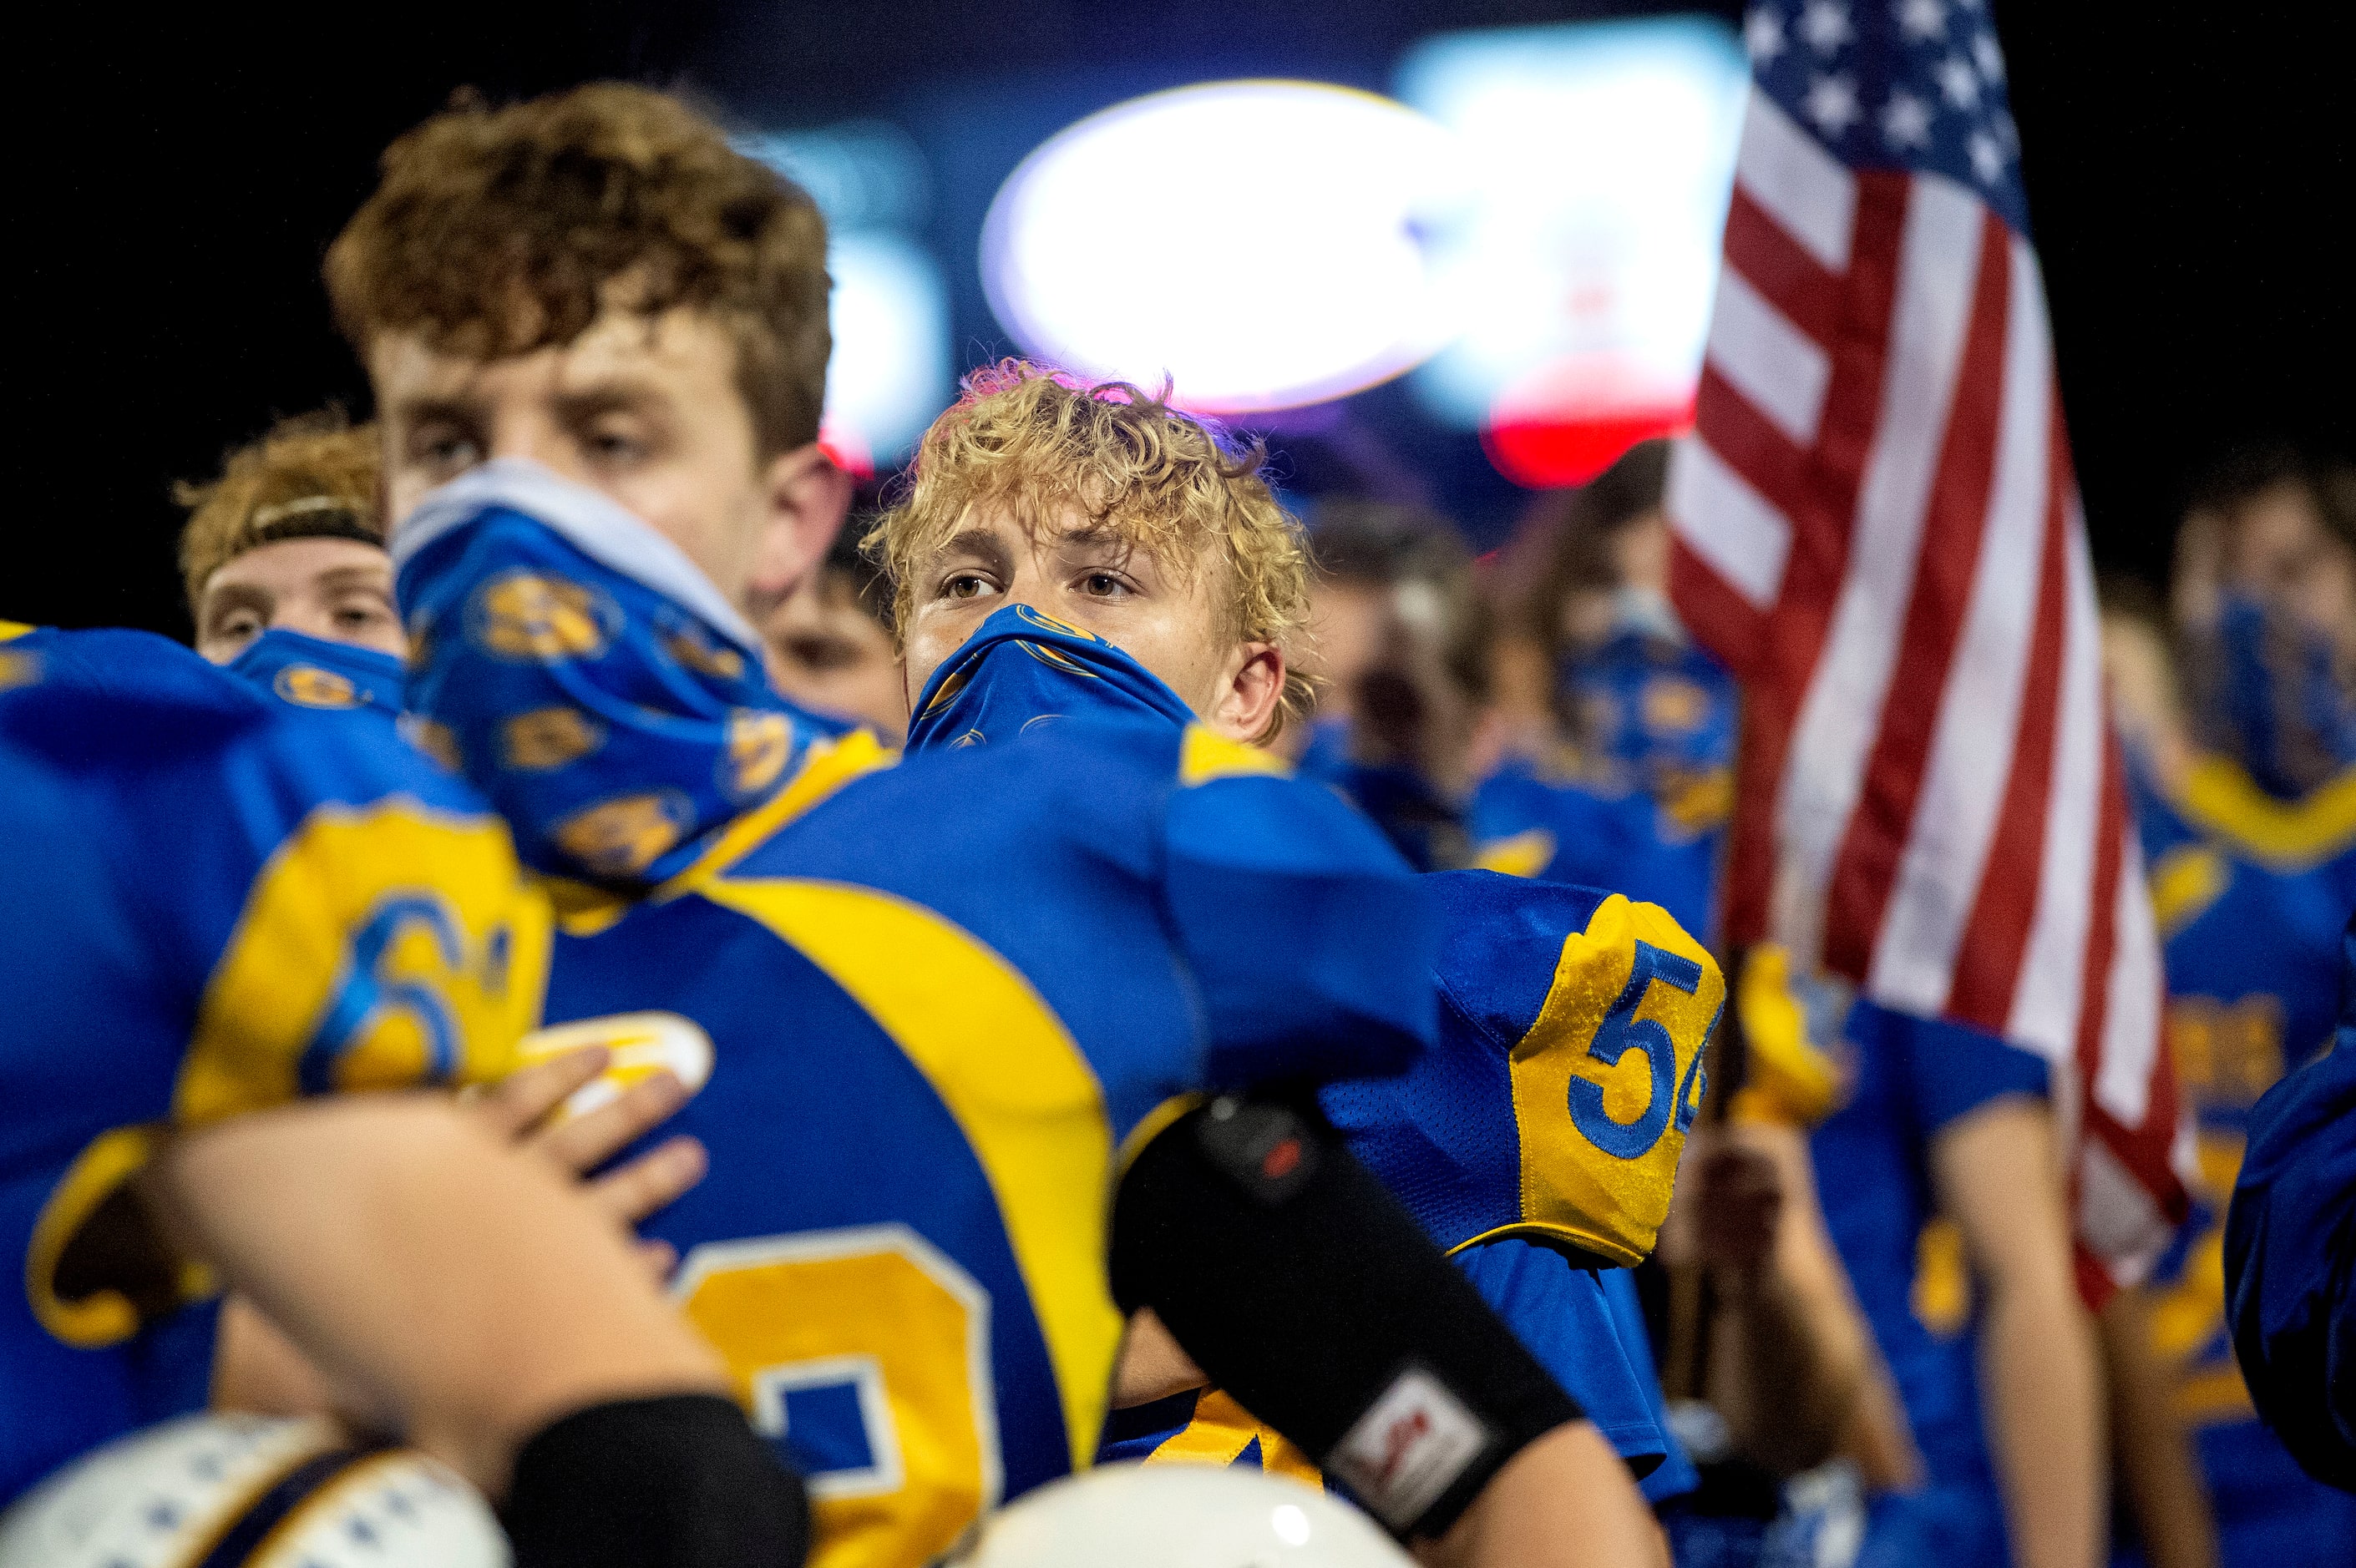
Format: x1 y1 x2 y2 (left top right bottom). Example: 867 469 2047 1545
661 728 898 896
1472 829 1557 879
0 620 33 641
1501 894 1724 1266
2147 842 2233 939
694 877 1123 1477
177 802 551 1125
1179 725 1292 787
2177 755 2356 869
1143 1389 1322 1485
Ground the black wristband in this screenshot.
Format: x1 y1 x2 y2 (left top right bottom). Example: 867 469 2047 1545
1110 1096 1583 1540
504 1393 811 1568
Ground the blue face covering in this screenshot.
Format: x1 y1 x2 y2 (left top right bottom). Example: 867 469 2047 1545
391 459 813 887
2201 590 2356 800
904 603 1198 752
225 627 406 721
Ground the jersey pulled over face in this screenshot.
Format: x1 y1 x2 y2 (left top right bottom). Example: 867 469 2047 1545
901 604 1728 1493
389 480 1441 1568
0 626 545 1504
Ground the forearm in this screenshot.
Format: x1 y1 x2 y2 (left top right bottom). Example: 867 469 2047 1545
2098 1287 2217 1568
1412 1421 1669 1568
1933 1101 2105 1568
1705 1121 1877 1475
144 1095 725 1498
1978 1262 2104 1568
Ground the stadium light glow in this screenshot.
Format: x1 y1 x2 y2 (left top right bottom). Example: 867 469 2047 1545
1396 19 1748 486
980 81 1466 414
739 123 950 468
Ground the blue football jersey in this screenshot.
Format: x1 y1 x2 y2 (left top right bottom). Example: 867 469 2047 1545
1809 998 2050 1565
1467 760 1724 980
540 721 1436 1565
2127 769 2356 1565
0 626 545 1503
386 467 1444 1568
894 609 1727 1495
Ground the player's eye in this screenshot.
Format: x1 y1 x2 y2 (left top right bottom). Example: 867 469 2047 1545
215 609 263 640
332 594 395 630
413 428 482 475
584 422 649 465
940 573 996 602
1079 572 1132 599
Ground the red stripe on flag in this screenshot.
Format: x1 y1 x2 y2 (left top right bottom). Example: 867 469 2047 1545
1693 173 1912 959
1945 402 2072 1030
1695 363 1816 528
1723 187 1843 344
1669 535 1771 680
1821 210 2014 979
2071 730 2131 1119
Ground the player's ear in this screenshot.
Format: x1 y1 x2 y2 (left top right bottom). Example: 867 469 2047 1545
1209 641 1284 745
746 442 853 609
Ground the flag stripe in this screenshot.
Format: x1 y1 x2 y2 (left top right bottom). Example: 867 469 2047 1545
1771 177 1984 964
1824 205 2014 982
1734 89 1857 275
1665 430 1794 611
1867 234 2056 1013
1708 264 1833 448
2005 519 2106 1064
1945 407 2074 1029
1723 188 1844 345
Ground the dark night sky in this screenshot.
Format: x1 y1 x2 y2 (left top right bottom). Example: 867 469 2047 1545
10 2 2347 638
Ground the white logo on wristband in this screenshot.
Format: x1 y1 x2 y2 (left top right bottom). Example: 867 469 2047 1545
1326 1368 1491 1531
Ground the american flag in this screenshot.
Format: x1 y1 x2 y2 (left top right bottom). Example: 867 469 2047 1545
1665 0 2190 1288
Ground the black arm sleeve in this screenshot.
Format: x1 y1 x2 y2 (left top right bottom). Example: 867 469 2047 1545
1110 1095 1584 1540
503 1393 812 1568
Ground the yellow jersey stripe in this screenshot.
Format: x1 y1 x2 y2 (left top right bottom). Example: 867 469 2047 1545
2176 755 2356 868
695 877 1122 1475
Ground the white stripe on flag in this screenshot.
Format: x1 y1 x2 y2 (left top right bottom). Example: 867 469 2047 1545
2078 1134 2172 1287
1735 89 1857 274
1868 236 2052 1014
1668 438 1793 610
1772 177 1985 969
2096 827 2162 1127
2007 512 2105 1064
1707 266 1832 447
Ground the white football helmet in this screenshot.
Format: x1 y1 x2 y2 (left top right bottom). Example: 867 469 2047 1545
949 1464 1411 1568
0 1414 508 1568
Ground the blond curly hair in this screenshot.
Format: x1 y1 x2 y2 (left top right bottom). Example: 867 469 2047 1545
175 411 382 616
866 362 1315 737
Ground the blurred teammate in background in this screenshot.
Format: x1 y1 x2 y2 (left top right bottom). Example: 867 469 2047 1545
329 85 1655 1568
2169 447 2356 802
1467 443 1730 943
757 523 905 743
180 412 405 673
0 625 810 1565
870 363 1723 1558
1289 500 1490 870
2101 576 2356 1568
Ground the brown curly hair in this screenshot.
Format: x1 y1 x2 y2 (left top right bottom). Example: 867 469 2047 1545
326 83 829 458
865 361 1316 737
175 410 383 615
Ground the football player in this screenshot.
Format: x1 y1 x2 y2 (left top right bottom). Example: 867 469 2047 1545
0 625 810 1565
2101 584 2356 1565
867 365 1720 1522
330 83 1654 1568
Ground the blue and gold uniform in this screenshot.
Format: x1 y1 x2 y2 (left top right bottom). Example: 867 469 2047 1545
1467 622 1735 941
390 466 1441 1568
895 601 1724 1499
1808 997 2049 1568
2126 763 2356 1566
0 625 545 1503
